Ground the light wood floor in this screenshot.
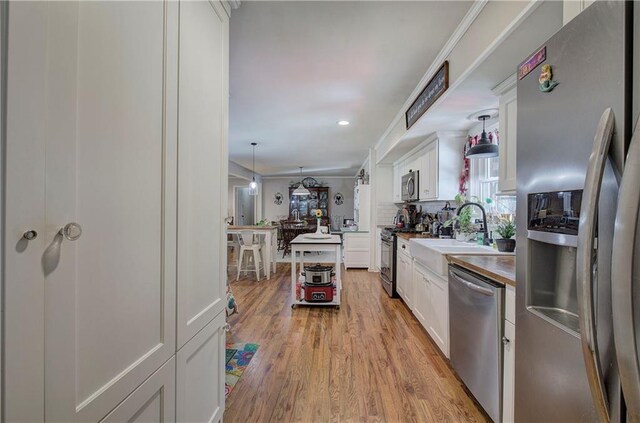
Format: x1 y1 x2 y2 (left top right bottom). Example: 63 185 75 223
224 262 490 423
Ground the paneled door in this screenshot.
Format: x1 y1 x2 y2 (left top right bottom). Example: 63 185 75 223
4 2 179 421
176 0 228 349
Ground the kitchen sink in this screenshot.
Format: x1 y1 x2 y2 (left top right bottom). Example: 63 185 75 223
409 238 513 277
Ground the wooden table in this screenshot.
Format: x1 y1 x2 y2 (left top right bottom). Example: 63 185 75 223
227 225 278 279
290 234 342 308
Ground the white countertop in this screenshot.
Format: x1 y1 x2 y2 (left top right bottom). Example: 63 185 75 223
290 234 342 244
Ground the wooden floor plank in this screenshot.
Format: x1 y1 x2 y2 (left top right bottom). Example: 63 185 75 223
224 263 489 423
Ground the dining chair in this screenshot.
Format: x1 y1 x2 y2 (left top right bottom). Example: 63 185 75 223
237 230 264 281
281 222 304 258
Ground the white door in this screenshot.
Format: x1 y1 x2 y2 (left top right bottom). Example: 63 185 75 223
5 2 179 421
176 312 227 423
176 0 229 349
235 187 255 226
45 3 178 421
101 358 176 423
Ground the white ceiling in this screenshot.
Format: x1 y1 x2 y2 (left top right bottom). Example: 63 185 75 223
228 1 473 177
378 0 564 163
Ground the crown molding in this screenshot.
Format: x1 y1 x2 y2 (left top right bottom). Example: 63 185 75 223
375 0 542 164
492 73 517 95
262 176 356 180
373 0 489 153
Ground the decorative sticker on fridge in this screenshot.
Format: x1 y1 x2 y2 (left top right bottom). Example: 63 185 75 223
518 46 546 80
538 64 559 93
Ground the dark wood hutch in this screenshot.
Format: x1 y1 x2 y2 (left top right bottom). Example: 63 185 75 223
288 179 330 226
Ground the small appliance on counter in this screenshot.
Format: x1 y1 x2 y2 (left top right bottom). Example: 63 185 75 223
436 201 456 238
302 264 335 302
342 218 358 232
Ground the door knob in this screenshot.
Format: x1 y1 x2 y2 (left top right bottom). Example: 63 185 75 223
59 222 82 241
22 230 38 241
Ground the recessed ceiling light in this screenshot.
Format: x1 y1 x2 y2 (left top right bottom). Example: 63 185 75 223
337 120 350 126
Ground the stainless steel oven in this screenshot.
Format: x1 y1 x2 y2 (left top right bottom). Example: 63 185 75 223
380 230 396 297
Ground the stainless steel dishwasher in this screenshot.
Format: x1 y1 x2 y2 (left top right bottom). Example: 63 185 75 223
448 264 504 423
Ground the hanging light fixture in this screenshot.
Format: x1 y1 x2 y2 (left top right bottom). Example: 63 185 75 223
248 142 258 196
465 114 499 159
292 166 311 196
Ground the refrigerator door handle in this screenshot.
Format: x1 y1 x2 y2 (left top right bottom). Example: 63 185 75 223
612 117 640 422
577 107 615 423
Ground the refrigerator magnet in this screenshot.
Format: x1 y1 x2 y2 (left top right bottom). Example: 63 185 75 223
539 64 559 92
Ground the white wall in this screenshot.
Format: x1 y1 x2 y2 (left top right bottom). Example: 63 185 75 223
261 177 355 225
228 176 262 223
229 159 262 182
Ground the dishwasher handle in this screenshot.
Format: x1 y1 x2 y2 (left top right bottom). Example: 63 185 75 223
450 270 494 297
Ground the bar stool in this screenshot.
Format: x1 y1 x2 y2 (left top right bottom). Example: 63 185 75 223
227 233 240 273
237 230 264 281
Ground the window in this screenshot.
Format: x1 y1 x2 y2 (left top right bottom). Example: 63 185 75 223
470 155 499 205
467 123 516 225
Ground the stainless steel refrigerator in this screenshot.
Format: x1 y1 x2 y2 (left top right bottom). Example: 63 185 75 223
516 1 640 422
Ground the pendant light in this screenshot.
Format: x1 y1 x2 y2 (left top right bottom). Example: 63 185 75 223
248 142 258 196
465 114 499 159
292 166 311 196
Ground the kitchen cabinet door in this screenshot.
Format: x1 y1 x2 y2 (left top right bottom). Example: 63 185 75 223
397 252 413 309
9 3 179 422
412 264 429 325
419 143 438 200
503 320 516 423
344 232 370 269
498 84 517 194
393 163 402 202
428 275 449 357
176 312 226 423
177 0 229 349
101 358 175 423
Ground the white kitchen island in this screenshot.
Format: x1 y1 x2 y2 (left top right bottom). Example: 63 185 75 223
290 234 342 309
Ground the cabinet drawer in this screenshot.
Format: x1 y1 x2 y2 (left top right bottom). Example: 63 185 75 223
344 233 370 250
505 285 516 324
397 238 410 255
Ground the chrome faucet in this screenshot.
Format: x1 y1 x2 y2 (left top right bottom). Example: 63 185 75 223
457 202 490 246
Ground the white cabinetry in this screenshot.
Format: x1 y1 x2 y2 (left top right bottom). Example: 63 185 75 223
419 142 439 200
563 0 596 25
396 238 413 308
413 262 449 357
412 263 429 326
177 312 226 423
101 358 176 423
502 284 516 423
344 232 370 269
393 162 402 202
354 183 370 230
393 133 465 203
494 75 517 194
3 2 229 422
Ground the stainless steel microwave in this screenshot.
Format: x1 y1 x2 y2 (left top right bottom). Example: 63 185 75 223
401 170 419 202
